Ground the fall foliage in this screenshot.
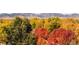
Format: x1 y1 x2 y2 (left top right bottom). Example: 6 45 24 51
0 16 79 45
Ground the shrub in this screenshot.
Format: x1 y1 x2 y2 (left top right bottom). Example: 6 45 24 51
47 28 75 45
4 17 36 45
34 28 48 39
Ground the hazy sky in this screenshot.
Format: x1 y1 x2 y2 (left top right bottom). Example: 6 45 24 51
0 0 79 14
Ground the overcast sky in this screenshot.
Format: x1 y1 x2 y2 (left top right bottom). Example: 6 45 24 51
0 0 79 14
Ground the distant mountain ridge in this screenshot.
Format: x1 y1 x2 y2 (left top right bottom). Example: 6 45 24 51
0 13 79 18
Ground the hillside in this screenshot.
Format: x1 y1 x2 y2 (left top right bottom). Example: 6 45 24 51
0 13 79 18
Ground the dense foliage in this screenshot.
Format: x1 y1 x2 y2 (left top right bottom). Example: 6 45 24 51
0 16 79 45
47 28 75 45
